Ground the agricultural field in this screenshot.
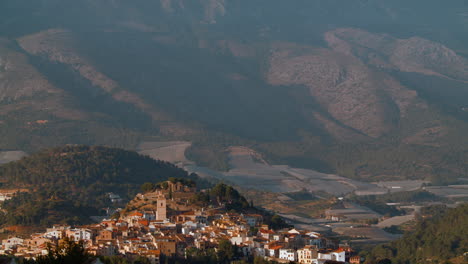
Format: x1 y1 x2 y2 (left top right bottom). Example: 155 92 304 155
137 141 193 166
0 151 27 165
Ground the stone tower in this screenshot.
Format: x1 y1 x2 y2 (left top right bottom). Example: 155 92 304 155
156 194 167 221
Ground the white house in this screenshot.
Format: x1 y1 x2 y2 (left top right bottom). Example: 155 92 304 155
318 252 332 260
230 236 244 245
317 250 345 262
67 229 92 241
230 234 253 246
297 245 317 264
331 249 346 262
1 237 24 250
273 234 284 241
279 248 297 261
288 228 301 235
265 244 282 258
0 192 14 202
44 230 63 239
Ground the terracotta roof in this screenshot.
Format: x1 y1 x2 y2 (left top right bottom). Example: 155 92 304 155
145 250 161 255
129 212 144 217
180 211 195 215
138 220 149 226
266 241 282 248
245 214 262 217
259 229 275 234
269 245 283 250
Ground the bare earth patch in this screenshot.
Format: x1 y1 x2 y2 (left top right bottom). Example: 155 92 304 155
0 151 27 165
137 141 193 166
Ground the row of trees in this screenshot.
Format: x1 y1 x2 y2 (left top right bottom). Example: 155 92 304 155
141 177 197 193
0 145 190 186
349 190 444 217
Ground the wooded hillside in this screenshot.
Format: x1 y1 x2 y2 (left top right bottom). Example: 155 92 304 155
0 145 196 226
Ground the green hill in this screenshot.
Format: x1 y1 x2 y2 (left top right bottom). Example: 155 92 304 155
0 145 196 227
366 203 468 264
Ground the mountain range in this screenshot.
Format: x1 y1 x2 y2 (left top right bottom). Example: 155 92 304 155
1 0 468 183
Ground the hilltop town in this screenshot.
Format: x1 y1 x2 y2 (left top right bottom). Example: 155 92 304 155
0 179 360 264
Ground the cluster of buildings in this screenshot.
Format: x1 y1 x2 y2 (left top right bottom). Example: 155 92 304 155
0 189 25 203
0 181 361 264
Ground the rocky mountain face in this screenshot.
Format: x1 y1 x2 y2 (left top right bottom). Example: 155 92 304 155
17 29 172 124
325 28 468 81
268 43 408 138
1 0 468 182
267 28 468 141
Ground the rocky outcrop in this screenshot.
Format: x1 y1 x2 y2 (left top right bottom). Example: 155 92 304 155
266 28 468 142
0 38 86 121
267 43 417 138
17 29 171 123
0 38 59 101
326 28 468 81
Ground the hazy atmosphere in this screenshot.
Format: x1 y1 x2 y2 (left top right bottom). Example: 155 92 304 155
0 1 467 264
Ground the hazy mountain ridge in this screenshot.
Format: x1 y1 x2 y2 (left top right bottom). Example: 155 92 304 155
1 1 468 182
16 29 166 122
266 28 468 144
326 28 468 81
0 38 58 101
267 42 407 138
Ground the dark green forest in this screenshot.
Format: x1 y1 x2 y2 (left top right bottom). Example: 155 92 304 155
364 203 468 264
0 145 196 227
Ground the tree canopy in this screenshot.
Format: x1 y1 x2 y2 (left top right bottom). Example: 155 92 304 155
0 145 196 227
365 203 468 264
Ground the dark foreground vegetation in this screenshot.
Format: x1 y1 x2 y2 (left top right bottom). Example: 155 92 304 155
363 203 468 264
6 237 281 264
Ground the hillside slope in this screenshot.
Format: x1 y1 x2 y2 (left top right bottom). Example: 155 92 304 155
367 204 468 264
0 145 195 227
